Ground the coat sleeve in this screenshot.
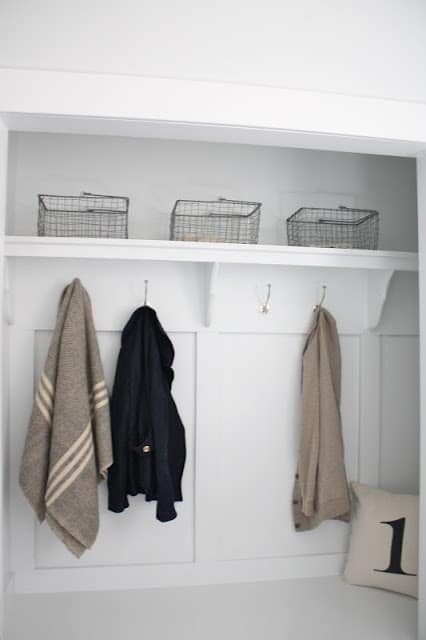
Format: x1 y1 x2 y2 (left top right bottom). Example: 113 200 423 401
147 327 179 522
107 350 131 513
298 335 321 517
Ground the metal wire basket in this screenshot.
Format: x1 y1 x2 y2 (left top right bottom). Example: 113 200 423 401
286 206 379 249
170 198 261 244
38 192 129 238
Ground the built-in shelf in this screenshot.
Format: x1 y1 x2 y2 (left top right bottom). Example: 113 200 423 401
4 236 419 271
4 236 418 328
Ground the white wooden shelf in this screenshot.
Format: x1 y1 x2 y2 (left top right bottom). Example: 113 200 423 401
4 236 419 271
4 236 418 328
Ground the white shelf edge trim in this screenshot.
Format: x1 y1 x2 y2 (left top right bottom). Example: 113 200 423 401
5 236 417 328
4 236 418 271
10 554 344 594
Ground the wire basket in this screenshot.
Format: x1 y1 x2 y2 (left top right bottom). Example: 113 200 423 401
286 206 379 249
38 192 129 238
170 198 261 244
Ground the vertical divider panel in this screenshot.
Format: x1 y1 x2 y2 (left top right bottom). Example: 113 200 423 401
194 329 222 563
8 327 37 574
359 332 382 486
0 117 8 637
417 152 426 640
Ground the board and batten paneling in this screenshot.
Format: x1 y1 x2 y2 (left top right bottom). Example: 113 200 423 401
6 257 419 592
380 336 419 494
211 333 358 561
33 331 196 569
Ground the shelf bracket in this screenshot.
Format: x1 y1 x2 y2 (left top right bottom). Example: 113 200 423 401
367 269 394 330
205 262 220 327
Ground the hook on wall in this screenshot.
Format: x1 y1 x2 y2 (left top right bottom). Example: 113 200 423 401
260 283 272 314
314 285 327 310
144 280 149 306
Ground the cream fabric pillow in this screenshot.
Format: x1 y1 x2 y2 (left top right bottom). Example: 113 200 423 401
344 482 418 598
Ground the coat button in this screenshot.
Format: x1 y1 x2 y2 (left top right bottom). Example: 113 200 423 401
142 445 151 453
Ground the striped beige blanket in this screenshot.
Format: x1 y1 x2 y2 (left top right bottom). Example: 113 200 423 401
19 278 113 557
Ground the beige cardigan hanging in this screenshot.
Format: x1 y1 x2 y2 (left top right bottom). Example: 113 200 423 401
19 279 113 557
292 306 351 531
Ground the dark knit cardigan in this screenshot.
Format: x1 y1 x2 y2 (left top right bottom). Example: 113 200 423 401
107 306 186 522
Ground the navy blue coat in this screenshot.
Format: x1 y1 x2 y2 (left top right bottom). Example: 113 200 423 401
107 306 186 522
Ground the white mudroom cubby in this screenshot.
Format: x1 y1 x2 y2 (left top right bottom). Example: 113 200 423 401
0 69 425 640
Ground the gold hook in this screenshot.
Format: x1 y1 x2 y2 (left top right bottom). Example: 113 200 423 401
144 280 148 306
260 283 271 314
314 285 327 310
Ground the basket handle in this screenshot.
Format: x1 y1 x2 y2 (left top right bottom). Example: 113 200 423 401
81 191 113 198
318 215 371 225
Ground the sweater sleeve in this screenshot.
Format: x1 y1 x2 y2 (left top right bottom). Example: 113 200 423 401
298 335 321 518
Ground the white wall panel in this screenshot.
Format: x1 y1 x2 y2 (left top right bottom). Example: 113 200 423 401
6 133 418 251
380 336 419 494
1 1 425 103
216 264 367 333
213 333 358 561
6 256 419 591
10 259 205 332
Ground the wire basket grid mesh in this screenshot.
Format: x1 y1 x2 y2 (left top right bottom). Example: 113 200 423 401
38 193 129 238
286 206 379 249
170 198 261 244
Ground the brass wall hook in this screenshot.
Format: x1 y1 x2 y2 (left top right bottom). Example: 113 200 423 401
314 285 327 310
144 280 149 306
260 283 271 314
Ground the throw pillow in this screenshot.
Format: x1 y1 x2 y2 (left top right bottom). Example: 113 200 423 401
344 482 418 598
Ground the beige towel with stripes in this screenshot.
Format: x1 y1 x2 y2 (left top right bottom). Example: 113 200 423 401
19 278 113 557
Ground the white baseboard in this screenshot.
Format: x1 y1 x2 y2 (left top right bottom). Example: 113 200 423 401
10 553 345 594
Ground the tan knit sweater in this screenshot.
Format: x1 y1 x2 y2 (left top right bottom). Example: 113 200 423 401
292 306 351 531
19 279 113 556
